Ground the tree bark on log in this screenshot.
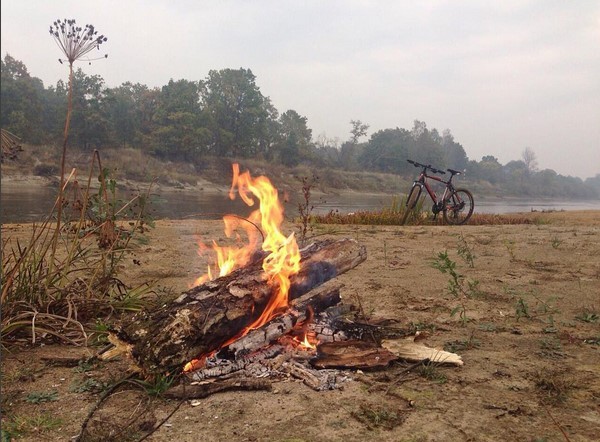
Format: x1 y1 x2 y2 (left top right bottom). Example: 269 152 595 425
110 238 366 376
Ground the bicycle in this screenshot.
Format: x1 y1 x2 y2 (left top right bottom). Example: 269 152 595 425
401 159 474 225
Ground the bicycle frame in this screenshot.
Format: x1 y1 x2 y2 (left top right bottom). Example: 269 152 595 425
413 170 453 208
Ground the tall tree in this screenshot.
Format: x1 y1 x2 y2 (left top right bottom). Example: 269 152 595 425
349 119 369 144
409 120 445 168
103 82 141 147
150 79 208 159
478 155 503 184
313 133 341 167
442 129 468 170
358 128 410 173
200 68 275 157
68 69 110 149
521 147 538 175
0 55 46 143
274 109 312 165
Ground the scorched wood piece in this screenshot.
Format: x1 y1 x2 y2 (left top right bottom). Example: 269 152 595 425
311 340 398 370
108 238 366 376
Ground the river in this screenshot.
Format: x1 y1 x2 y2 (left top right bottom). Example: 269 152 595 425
2 182 600 224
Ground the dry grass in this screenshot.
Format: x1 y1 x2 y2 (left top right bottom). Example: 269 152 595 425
532 368 576 405
1 152 155 348
312 206 542 226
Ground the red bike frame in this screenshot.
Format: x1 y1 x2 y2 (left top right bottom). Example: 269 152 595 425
414 169 453 208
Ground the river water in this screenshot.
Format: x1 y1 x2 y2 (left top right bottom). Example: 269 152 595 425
2 182 600 224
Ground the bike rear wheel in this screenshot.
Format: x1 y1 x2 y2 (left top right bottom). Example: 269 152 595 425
443 189 474 225
401 184 422 225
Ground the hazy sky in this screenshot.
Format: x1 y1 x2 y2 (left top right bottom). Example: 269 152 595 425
2 1 599 179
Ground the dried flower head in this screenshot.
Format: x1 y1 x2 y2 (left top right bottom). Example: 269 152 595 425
49 18 108 65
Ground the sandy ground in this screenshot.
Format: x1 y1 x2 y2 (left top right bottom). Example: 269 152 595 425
2 211 600 441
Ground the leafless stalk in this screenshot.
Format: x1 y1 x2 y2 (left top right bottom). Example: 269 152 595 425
48 18 108 267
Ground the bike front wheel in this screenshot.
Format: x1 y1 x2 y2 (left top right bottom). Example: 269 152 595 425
443 189 474 225
401 184 422 225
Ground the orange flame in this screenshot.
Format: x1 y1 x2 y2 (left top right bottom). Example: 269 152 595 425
186 164 301 372
295 333 319 350
228 163 301 331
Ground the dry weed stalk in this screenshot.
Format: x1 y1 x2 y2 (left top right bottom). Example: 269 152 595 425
48 18 108 272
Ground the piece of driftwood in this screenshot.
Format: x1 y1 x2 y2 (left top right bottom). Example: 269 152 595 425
164 378 272 400
108 239 366 376
381 337 464 366
311 340 399 370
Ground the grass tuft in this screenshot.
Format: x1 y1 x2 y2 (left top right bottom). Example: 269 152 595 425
351 403 407 430
532 368 575 405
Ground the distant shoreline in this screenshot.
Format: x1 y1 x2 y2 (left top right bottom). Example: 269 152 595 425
3 175 600 225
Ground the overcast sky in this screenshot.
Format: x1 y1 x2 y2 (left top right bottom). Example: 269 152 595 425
2 1 599 179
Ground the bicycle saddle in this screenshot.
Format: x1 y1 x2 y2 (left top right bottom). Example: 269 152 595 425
447 168 462 175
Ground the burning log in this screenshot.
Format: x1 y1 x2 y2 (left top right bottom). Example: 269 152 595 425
218 283 343 360
189 344 288 381
108 238 366 376
187 284 341 381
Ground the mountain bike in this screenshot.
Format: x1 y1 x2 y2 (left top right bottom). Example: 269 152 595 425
401 159 474 225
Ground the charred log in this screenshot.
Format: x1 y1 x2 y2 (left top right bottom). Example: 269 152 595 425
109 238 366 376
311 340 399 370
218 283 342 360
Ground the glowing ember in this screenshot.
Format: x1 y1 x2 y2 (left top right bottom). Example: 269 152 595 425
295 333 319 350
183 357 206 373
185 163 301 372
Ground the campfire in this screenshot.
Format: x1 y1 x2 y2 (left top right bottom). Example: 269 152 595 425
104 164 462 396
184 163 304 373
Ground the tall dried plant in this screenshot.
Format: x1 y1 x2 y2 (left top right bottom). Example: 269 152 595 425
48 19 107 264
1 22 157 346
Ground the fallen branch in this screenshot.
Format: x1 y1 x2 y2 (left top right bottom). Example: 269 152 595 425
164 378 272 400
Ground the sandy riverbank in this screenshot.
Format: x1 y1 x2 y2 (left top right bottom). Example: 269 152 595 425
2 211 599 441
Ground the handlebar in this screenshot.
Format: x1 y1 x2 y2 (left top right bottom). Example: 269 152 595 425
407 159 446 175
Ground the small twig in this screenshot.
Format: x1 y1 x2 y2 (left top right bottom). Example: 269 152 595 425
227 214 265 243
74 373 137 442
385 359 430 394
135 398 185 442
544 405 571 442
41 356 86 367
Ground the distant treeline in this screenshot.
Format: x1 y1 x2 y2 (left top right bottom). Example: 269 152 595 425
2 54 599 198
